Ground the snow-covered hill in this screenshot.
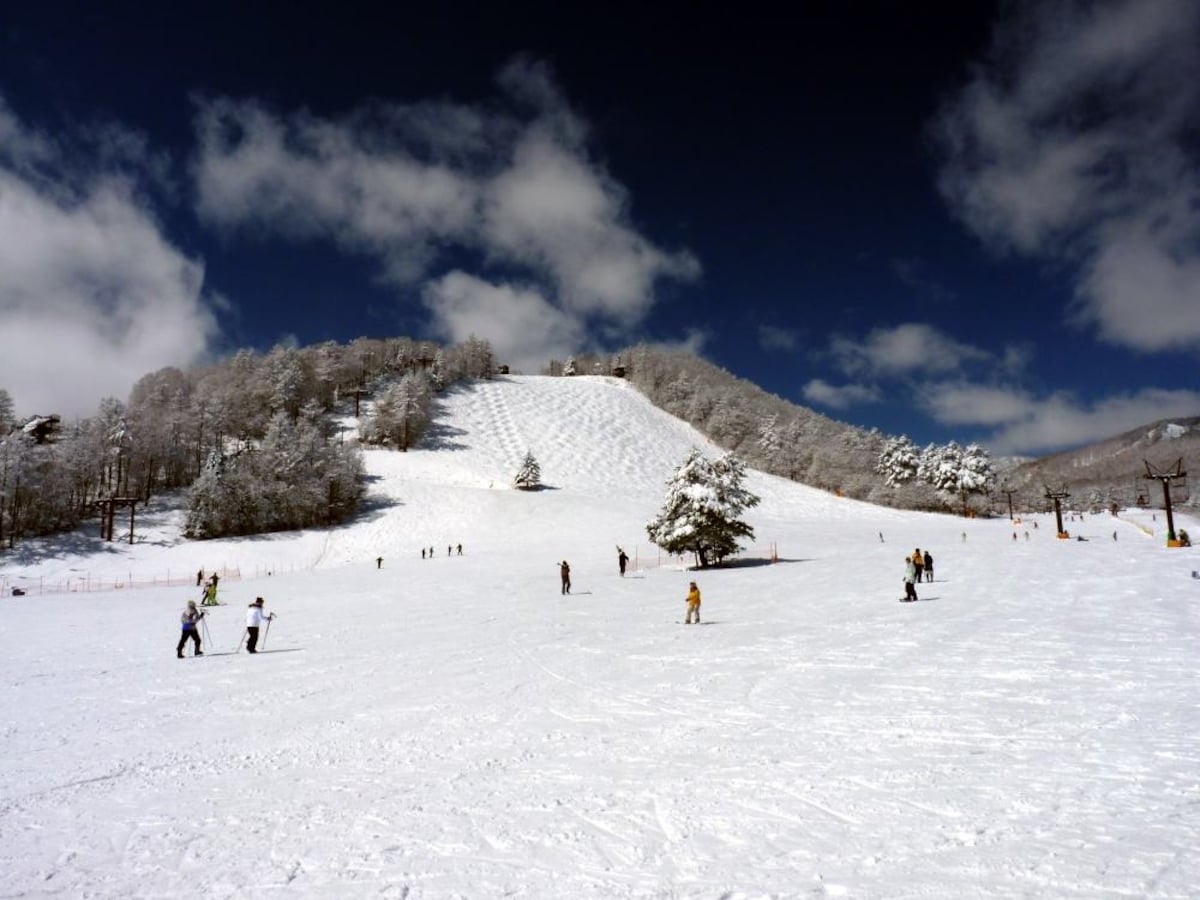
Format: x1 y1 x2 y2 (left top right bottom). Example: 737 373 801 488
1 375 1197 897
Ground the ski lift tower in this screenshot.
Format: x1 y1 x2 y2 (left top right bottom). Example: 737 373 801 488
1143 458 1188 547
998 484 1019 522
1044 484 1071 539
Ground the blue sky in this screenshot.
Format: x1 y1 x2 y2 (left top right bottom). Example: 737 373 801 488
1 1 1197 456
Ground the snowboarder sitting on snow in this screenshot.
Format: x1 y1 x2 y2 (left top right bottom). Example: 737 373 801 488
177 600 205 658
245 597 274 653
560 560 571 595
685 581 702 624
903 556 919 602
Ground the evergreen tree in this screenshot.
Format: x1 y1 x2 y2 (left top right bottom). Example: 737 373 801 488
513 450 542 490
646 448 760 568
876 435 921 487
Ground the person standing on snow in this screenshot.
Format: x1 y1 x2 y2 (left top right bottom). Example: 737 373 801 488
684 581 702 624
617 547 629 576
903 556 919 602
245 597 274 653
912 548 924 583
923 550 933 583
560 560 572 594
177 600 205 658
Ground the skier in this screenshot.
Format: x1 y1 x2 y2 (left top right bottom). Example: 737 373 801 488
457 544 463 555
903 556 919 602
684 581 702 624
617 546 629 576
560 560 571 595
376 556 383 569
912 548 924 582
196 568 204 587
177 600 205 658
422 548 426 559
201 580 219 606
245 597 274 654
923 550 933 582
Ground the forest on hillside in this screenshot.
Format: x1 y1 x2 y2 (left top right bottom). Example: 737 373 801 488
0 335 1003 553
0 336 495 549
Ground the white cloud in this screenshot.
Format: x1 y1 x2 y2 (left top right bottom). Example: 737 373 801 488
1076 225 1200 350
802 378 882 410
935 0 1200 351
925 383 1038 428
757 325 800 352
0 104 217 419
423 271 585 374
193 59 699 358
830 322 989 377
924 381 1200 455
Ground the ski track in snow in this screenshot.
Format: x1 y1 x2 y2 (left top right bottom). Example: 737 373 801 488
0 375 1198 897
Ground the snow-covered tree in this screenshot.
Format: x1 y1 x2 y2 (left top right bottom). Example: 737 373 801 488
362 372 434 450
263 345 312 420
186 413 364 538
876 435 921 487
958 443 996 497
513 450 542 490
646 448 760 568
757 414 781 458
0 389 14 435
914 440 995 512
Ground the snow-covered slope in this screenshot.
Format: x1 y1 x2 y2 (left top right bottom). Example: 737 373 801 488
1 375 1197 897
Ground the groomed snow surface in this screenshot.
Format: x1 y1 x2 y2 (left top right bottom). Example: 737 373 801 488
1 375 1197 898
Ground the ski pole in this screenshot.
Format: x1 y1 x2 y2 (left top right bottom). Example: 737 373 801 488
200 616 212 647
235 631 246 653
262 615 274 649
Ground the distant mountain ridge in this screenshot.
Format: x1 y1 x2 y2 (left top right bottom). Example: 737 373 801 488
1005 417 1200 510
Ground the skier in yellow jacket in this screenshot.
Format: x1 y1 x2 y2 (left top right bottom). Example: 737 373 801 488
684 581 701 624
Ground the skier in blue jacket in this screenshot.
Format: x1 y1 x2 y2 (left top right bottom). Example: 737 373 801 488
177 600 205 658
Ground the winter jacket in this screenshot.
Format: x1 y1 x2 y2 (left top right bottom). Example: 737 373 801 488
923 552 933 568
246 604 271 627
904 560 917 583
180 608 203 630
686 586 701 608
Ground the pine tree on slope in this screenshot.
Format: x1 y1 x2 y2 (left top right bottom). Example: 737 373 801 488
514 450 542 490
646 447 760 568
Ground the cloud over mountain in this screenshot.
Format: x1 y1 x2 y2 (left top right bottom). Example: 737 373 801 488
192 59 699 369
